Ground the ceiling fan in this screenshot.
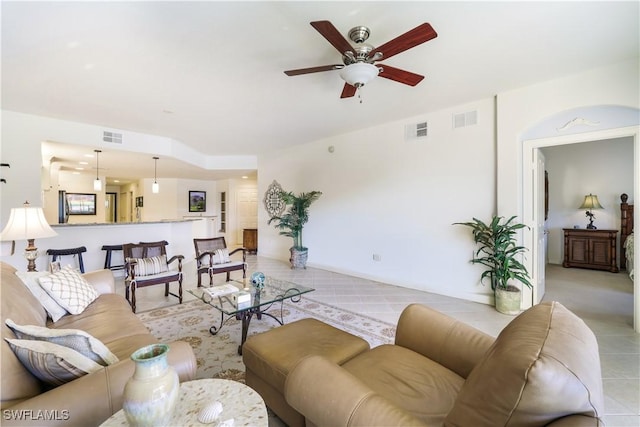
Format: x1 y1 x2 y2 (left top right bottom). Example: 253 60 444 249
284 20 438 99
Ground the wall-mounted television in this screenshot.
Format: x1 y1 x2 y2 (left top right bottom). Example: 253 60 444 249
66 193 96 215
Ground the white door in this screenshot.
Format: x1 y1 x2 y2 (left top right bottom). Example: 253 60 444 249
236 189 258 243
532 149 547 303
119 191 129 222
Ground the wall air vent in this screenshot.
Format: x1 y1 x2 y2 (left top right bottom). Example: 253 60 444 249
453 110 478 129
103 131 123 144
405 121 428 140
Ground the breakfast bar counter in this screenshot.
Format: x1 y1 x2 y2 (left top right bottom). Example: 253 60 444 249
0 219 201 273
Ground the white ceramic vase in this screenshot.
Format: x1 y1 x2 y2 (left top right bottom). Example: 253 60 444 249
123 343 179 427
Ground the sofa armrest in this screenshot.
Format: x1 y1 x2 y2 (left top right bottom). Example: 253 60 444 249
285 355 427 427
545 414 603 426
395 304 494 378
1 341 196 427
83 269 115 295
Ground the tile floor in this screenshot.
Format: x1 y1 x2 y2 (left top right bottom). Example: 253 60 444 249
119 256 639 426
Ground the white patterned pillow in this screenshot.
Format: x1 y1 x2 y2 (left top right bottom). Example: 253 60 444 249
15 271 68 322
128 255 169 276
38 269 98 315
5 338 102 386
211 248 231 265
5 319 118 366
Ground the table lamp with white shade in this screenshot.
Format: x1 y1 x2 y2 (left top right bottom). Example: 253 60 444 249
0 201 57 271
579 193 604 230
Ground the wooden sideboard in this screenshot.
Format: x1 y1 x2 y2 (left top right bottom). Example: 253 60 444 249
243 228 258 254
562 228 618 273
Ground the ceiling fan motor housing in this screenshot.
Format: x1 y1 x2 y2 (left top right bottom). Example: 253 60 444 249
348 26 370 43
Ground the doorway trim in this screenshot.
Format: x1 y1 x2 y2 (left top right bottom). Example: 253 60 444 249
522 125 639 331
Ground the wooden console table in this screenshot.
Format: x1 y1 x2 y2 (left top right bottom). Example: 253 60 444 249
243 228 258 254
562 228 618 273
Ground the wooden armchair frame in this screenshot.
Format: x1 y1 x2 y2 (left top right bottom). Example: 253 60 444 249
122 240 184 313
193 237 247 287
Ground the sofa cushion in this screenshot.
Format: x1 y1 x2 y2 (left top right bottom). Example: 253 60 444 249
444 301 604 427
15 271 67 322
211 248 230 264
1 263 49 406
50 294 152 359
5 319 118 366
128 255 168 276
5 338 102 386
343 344 464 425
38 269 98 314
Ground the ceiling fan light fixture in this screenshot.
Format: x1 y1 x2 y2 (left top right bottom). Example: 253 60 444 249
339 62 379 88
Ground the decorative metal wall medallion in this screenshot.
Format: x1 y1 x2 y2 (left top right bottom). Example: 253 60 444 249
264 180 285 217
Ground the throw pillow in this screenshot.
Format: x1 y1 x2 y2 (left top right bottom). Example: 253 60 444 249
127 255 169 276
5 338 103 386
38 269 99 315
5 319 118 366
211 248 231 265
15 271 68 322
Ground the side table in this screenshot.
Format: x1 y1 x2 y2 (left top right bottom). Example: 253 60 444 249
100 378 267 426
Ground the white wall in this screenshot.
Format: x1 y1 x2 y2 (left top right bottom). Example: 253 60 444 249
542 137 634 264
259 97 498 304
2 59 637 309
497 59 638 220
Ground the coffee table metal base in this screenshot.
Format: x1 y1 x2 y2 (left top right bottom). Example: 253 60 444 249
209 303 286 355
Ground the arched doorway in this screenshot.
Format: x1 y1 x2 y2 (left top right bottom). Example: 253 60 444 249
521 106 639 331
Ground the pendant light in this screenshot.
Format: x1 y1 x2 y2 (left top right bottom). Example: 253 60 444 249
152 156 159 194
93 150 102 191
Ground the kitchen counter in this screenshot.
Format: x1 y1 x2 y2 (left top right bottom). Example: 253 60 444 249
51 219 197 227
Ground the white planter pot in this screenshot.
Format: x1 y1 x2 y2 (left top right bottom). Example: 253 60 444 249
289 247 308 269
495 286 522 315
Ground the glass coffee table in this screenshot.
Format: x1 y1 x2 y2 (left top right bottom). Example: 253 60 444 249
188 276 314 354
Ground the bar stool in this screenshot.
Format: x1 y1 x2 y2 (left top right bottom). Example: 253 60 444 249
46 246 87 273
101 244 124 271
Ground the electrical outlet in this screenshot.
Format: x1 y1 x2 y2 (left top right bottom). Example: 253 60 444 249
372 254 382 262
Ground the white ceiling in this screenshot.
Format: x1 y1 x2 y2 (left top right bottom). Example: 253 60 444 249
2 1 639 182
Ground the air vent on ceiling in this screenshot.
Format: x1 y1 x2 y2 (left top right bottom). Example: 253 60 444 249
405 121 428 140
453 110 478 129
103 131 123 144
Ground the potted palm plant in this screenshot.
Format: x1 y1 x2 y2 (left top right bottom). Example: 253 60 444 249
454 215 532 315
268 190 322 269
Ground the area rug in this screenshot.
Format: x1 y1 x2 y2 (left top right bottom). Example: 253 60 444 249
136 297 396 381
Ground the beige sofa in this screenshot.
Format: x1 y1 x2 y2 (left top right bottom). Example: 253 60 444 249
285 301 604 426
1 261 197 426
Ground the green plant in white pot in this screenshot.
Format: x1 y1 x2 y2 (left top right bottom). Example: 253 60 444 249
268 190 322 269
454 215 532 315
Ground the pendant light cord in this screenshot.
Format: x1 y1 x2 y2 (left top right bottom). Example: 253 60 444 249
95 149 101 180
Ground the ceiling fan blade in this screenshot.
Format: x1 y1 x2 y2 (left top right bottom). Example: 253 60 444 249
284 64 343 76
311 21 354 55
370 23 437 61
340 83 357 98
378 64 424 86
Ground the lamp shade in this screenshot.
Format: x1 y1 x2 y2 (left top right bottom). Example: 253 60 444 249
339 62 379 87
579 194 603 210
0 204 57 241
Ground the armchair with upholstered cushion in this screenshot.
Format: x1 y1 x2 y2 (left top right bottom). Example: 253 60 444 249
284 301 604 426
194 237 246 287
122 241 184 313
